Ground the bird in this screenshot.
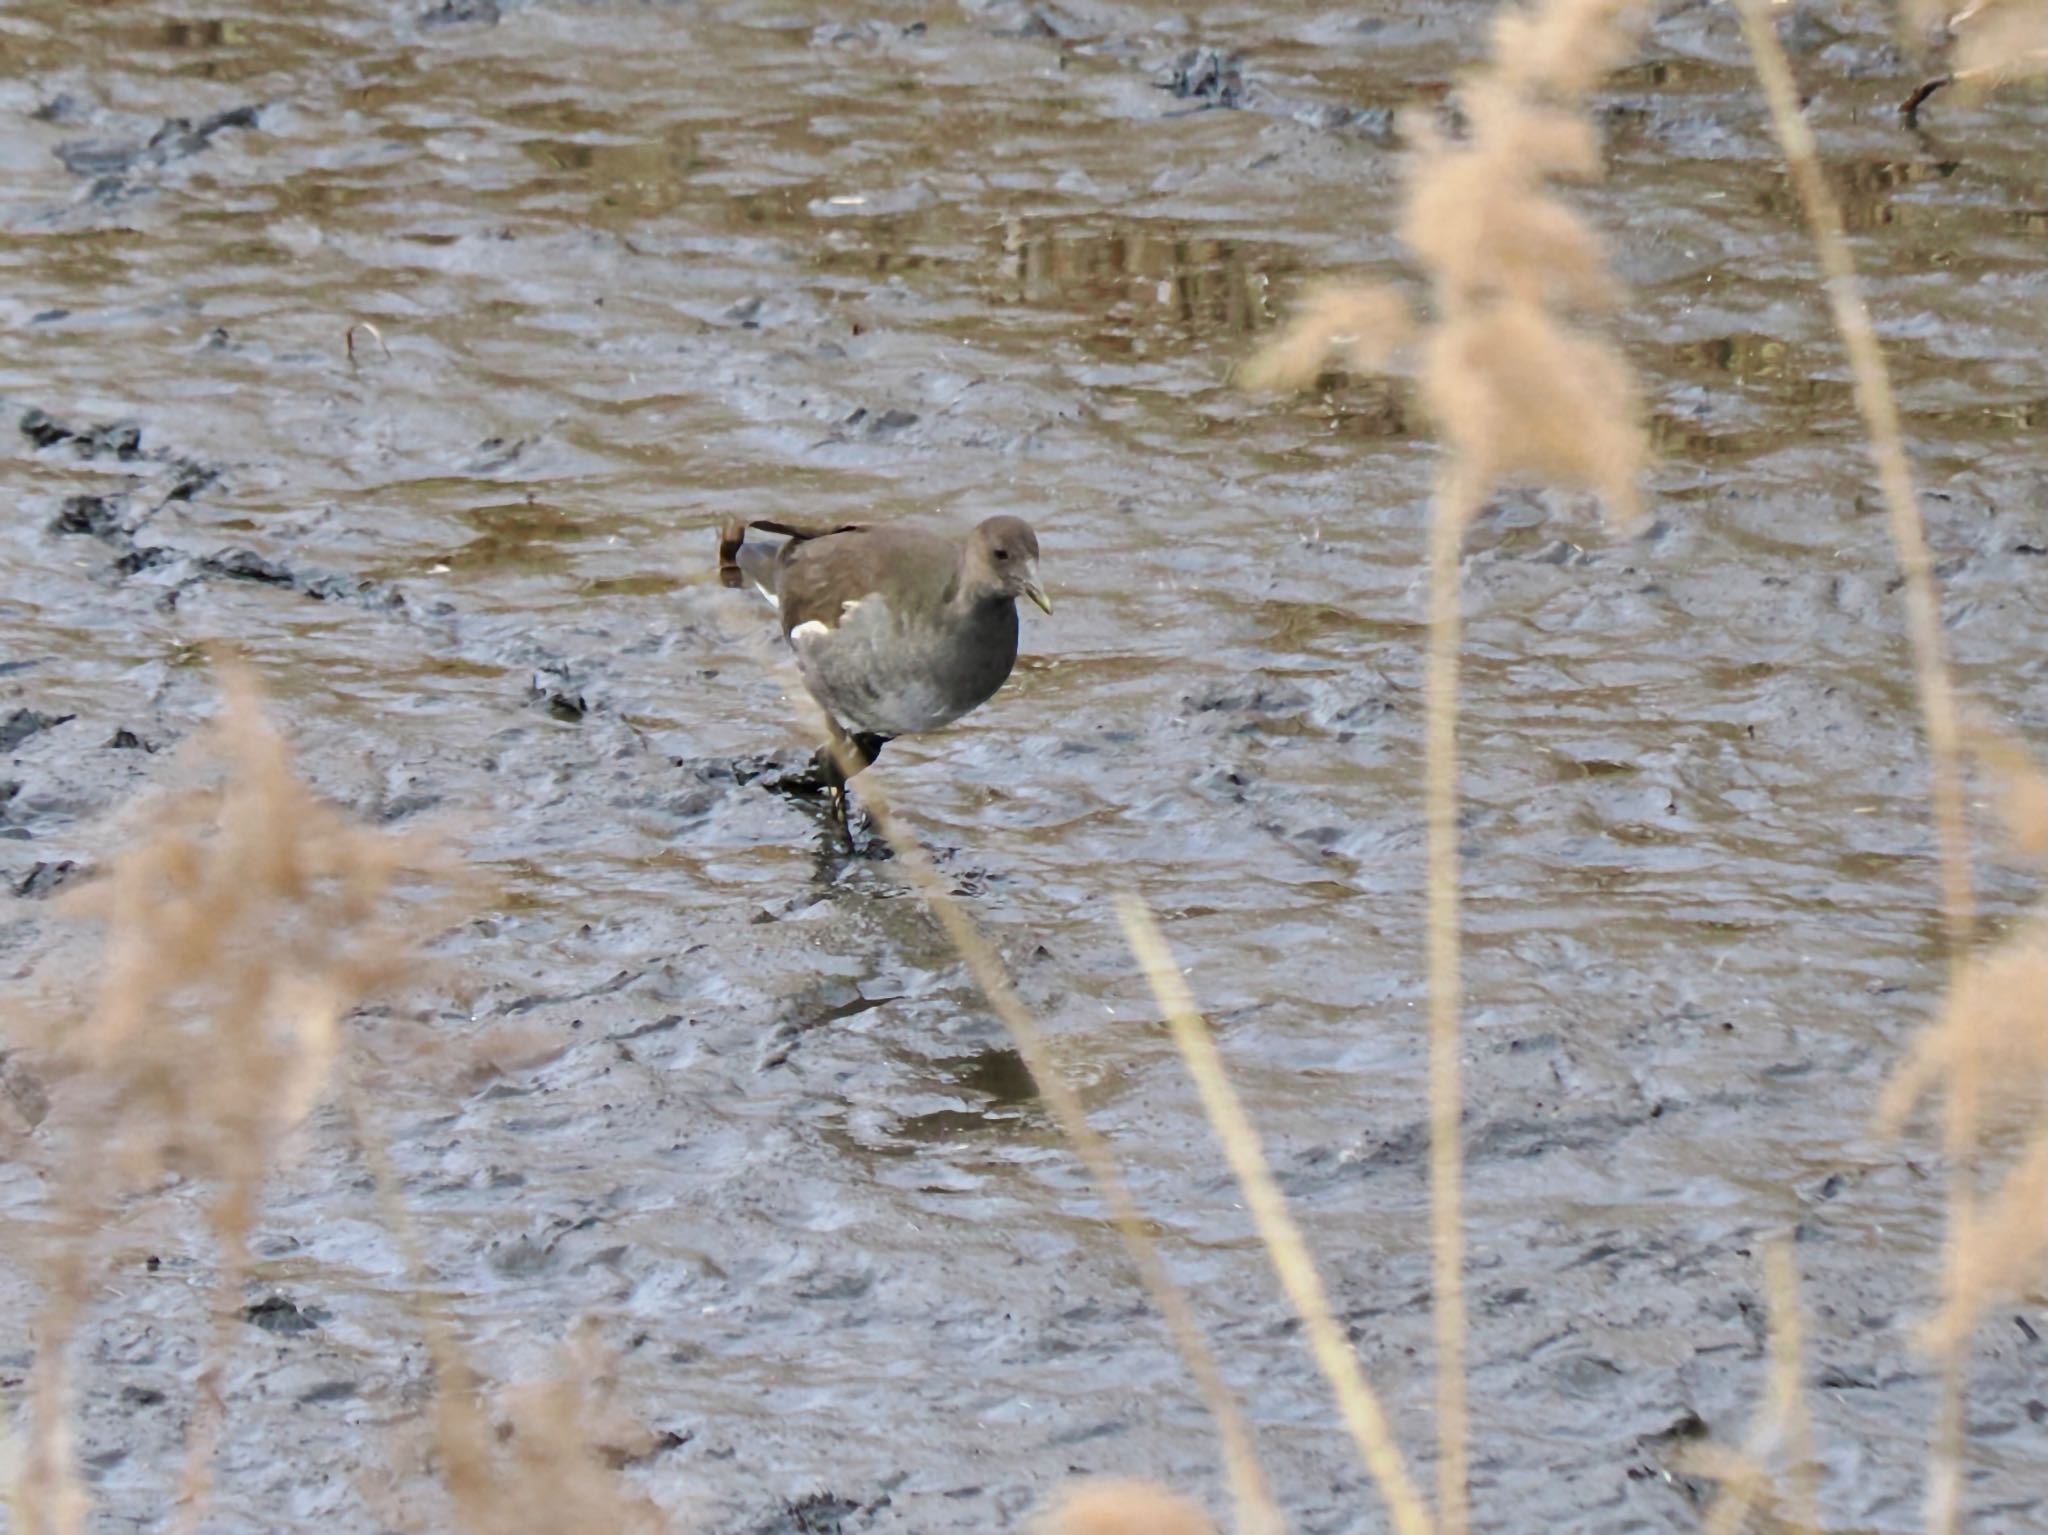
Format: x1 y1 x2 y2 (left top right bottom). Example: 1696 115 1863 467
718 513 1050 832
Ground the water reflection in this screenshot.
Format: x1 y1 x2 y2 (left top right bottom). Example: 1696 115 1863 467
996 221 1281 338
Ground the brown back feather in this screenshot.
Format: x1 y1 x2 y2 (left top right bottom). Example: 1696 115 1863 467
773 524 962 638
717 516 868 590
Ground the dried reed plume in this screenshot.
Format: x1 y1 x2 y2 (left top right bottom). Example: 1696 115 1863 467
1412 8 1655 1532
421 1329 671 1535
1118 897 1433 1535
1875 914 2048 1140
1903 0 2048 112
1031 1479 1221 1535
1945 0 2048 89
1239 6 1648 532
11 660 464 1534
1236 282 1413 394
1732 4 1991 1529
1244 2 1650 1521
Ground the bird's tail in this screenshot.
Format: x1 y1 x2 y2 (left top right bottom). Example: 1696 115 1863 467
716 518 780 608
735 543 779 609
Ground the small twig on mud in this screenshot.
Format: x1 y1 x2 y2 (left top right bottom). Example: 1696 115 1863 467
346 321 392 367
1733 6 1978 1534
1118 895 1435 1535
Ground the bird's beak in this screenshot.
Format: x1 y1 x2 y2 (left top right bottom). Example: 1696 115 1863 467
1023 573 1052 615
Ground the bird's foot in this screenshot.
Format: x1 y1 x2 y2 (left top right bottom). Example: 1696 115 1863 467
845 807 892 860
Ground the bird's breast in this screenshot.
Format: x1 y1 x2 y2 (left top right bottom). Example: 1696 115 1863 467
792 597 1019 737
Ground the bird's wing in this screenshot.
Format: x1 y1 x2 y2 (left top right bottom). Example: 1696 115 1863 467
775 524 956 637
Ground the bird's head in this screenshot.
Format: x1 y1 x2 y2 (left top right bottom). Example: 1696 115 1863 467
968 515 1051 615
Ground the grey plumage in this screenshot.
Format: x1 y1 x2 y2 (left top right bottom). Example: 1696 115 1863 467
719 514 1050 816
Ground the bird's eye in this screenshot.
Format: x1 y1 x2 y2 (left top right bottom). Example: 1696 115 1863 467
994 548 1010 561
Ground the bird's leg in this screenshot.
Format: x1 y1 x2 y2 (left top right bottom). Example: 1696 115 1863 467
815 742 851 838
841 735 895 855
814 721 862 844
812 729 892 851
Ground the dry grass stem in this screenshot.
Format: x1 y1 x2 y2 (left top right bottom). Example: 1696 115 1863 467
12 660 465 1534
1682 1445 1795 1535
772 687 1282 1535
1733 5 1982 1529
1392 7 1649 1532
1767 1243 1821 1535
320 882 665 1534
1420 485 1471 1535
425 1330 671 1535
11 1374 89 1535
335 1070 504 1532
323 974 667 1531
1695 1240 1819 1535
1118 897 1434 1535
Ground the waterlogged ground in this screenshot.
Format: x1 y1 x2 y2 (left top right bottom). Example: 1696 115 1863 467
3 1 2047 1531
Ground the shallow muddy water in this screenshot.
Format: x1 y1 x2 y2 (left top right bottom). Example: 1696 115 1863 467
3 1 2047 1531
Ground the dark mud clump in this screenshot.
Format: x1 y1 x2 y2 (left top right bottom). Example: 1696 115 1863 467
1158 49 1247 110
0 709 74 755
25 407 409 611
52 104 263 203
1155 44 1397 138
13 860 85 900
242 1295 329 1336
420 0 502 27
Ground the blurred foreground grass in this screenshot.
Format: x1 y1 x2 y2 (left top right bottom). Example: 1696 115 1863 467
8 2 2048 1533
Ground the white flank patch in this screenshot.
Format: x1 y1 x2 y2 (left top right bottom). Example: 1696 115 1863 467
751 580 778 610
790 620 831 643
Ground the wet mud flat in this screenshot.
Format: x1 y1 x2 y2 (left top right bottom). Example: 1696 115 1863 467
3 1 2047 1532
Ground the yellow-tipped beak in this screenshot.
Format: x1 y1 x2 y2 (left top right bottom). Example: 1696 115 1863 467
1024 580 1052 616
